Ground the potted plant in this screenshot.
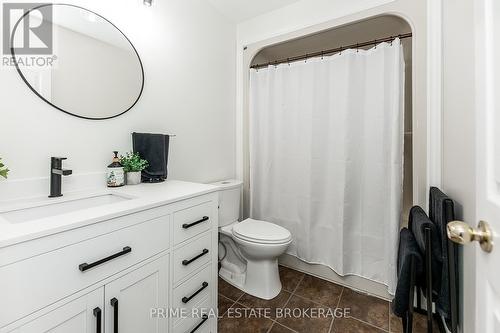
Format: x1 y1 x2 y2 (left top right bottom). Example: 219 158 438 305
0 157 9 179
120 152 148 185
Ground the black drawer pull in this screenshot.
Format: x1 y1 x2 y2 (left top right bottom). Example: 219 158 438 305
93 307 102 333
111 298 119 333
182 282 209 304
183 216 209 229
182 249 209 266
79 247 132 272
190 314 209 333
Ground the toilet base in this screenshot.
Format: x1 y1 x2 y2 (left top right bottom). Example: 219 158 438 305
219 260 282 300
219 234 284 300
243 258 282 299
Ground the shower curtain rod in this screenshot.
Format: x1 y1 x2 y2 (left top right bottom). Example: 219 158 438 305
250 32 412 69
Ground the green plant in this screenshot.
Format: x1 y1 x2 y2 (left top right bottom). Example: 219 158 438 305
0 157 9 179
120 152 149 173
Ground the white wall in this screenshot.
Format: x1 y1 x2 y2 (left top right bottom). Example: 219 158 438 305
441 0 476 331
237 0 395 45
0 0 236 200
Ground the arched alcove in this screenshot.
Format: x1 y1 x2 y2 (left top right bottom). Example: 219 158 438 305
242 14 415 299
249 15 413 225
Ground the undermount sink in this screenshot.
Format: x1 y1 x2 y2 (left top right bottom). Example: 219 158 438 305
0 193 131 224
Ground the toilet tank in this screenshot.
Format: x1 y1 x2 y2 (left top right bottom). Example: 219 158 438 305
211 180 243 227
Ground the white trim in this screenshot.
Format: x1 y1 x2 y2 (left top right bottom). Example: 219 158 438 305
427 0 443 191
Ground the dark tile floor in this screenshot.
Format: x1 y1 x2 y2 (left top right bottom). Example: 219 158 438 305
218 265 437 333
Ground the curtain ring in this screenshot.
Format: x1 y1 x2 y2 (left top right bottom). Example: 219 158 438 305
305 54 308 63
287 58 290 66
390 36 393 46
374 39 377 49
339 46 343 55
321 51 324 60
356 43 359 53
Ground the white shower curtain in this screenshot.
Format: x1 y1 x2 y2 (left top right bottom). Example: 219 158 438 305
249 40 405 294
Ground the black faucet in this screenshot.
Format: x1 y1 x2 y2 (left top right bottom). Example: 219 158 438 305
49 157 73 198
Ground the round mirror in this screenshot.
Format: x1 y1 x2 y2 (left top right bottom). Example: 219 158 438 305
10 4 144 120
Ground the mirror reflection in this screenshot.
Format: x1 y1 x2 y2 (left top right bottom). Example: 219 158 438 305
11 4 144 119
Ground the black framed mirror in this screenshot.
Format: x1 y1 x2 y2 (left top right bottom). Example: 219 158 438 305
10 4 144 120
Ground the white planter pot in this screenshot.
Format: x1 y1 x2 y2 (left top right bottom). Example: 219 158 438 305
126 171 142 185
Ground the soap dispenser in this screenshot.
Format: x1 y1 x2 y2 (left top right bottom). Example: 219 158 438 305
107 151 125 187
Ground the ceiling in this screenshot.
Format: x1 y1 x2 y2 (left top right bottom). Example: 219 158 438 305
206 0 302 23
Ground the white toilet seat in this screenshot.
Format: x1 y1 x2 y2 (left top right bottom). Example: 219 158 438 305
214 180 292 300
232 218 292 245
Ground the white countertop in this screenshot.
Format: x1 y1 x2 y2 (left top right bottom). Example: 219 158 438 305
0 180 219 248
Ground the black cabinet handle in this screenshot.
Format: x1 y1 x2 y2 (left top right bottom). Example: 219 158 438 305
110 298 118 333
79 247 132 272
182 282 209 304
182 216 209 229
93 307 102 333
182 249 209 266
190 314 209 333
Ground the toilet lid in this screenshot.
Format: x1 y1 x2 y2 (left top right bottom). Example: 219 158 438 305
232 218 292 244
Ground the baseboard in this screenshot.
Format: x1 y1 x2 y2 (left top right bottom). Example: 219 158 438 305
279 253 393 301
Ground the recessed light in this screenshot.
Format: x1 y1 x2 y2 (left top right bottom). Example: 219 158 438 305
143 0 152 7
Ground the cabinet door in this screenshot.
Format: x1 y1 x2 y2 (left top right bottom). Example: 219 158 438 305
105 255 168 333
9 287 103 333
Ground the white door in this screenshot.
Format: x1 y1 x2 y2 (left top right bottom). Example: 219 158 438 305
473 0 500 331
105 255 168 333
9 287 103 333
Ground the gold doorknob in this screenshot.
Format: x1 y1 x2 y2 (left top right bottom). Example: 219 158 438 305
447 220 493 253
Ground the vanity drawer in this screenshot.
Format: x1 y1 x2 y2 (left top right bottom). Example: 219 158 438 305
172 264 212 323
173 297 214 333
173 201 212 245
173 232 212 284
0 215 170 327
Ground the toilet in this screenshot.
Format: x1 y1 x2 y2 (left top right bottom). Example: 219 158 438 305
212 180 292 300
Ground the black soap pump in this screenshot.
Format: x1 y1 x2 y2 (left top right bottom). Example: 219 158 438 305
107 151 125 187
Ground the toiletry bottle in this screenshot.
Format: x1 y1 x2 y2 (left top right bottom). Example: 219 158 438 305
107 151 125 187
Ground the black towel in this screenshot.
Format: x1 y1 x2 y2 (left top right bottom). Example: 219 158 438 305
132 132 170 183
429 187 457 323
392 228 424 317
409 205 443 295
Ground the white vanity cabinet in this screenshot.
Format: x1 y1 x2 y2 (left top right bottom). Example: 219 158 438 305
105 255 169 333
8 287 105 333
0 185 219 333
